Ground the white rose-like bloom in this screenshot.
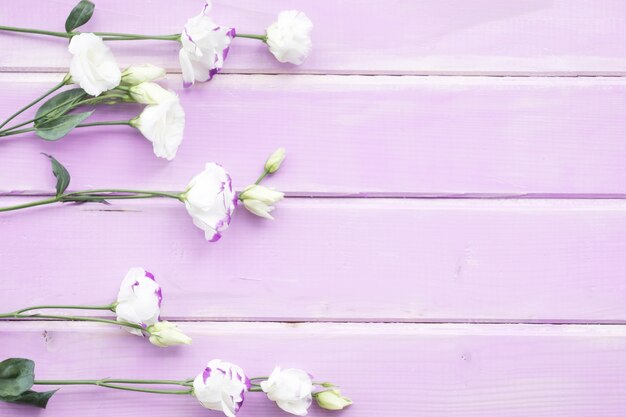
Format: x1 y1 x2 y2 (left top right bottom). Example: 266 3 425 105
261 367 314 416
68 33 121 96
183 163 237 242
121 64 166 86
130 95 185 160
115 267 162 336
179 1 236 87
129 82 176 105
193 359 250 417
266 11 313 65
239 184 284 220
147 321 192 347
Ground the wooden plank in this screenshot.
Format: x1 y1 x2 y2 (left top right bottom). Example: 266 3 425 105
2 73 626 196
1 321 625 416
1 197 626 322
2 1 626 75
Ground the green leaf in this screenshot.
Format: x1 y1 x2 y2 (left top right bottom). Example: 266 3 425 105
1 389 58 409
35 111 93 141
65 0 95 33
35 89 87 127
42 154 71 196
0 358 35 397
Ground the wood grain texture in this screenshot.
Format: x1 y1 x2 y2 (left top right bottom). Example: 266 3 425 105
2 73 626 196
1 322 626 416
1 197 625 322
1 0 626 75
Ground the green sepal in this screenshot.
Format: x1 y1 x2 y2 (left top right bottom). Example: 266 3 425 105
65 0 95 33
35 111 93 141
42 154 71 196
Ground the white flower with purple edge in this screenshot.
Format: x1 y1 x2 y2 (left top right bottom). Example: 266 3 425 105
115 267 161 336
182 163 237 242
179 1 235 87
265 11 313 65
261 367 314 416
193 359 250 417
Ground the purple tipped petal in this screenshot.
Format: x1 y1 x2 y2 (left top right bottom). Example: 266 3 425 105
145 271 155 280
203 367 212 383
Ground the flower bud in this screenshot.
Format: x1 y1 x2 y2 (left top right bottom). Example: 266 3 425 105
314 389 353 410
121 64 166 86
239 185 284 220
129 82 176 105
147 321 192 347
264 148 286 173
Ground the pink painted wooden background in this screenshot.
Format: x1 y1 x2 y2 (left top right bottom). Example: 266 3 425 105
1 0 626 416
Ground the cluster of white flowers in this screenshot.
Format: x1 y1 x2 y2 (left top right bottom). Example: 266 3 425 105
191 362 351 416
115 267 191 348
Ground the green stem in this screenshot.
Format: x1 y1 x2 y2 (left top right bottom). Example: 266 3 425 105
1 91 90 133
76 120 131 128
255 170 270 185
0 189 183 213
0 313 143 331
93 32 181 41
0 196 60 212
10 304 115 314
0 78 67 130
236 33 267 42
0 25 71 38
65 189 183 200
0 127 35 137
33 380 192 395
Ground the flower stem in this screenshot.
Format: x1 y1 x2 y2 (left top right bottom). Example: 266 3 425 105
1 91 90 133
33 380 192 395
0 25 71 38
0 189 183 212
8 304 115 314
76 120 132 128
236 33 268 42
0 78 68 130
0 312 143 331
93 32 181 42
0 196 60 212
255 170 270 185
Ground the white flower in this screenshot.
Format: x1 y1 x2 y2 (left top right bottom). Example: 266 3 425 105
130 95 185 160
240 185 284 220
266 11 313 65
115 267 161 336
179 1 235 87
183 163 237 241
121 64 166 86
147 321 192 347
265 148 286 173
129 82 176 105
314 389 353 410
261 367 314 416
193 359 249 417
68 33 121 96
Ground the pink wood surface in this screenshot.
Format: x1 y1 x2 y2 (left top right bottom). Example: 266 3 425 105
1 1 626 75
2 322 626 416
1 197 625 322
2 1 626 415
1 73 626 196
